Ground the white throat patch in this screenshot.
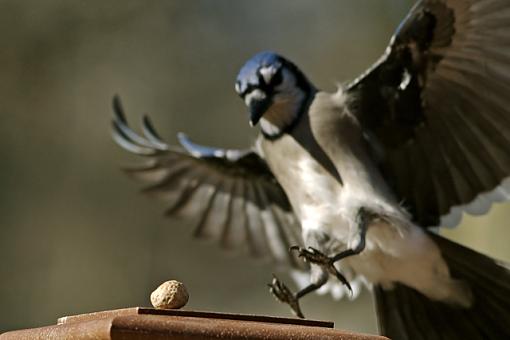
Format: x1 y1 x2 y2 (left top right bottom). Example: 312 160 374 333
260 117 282 136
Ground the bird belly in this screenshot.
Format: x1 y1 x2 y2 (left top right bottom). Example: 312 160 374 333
344 220 470 305
288 157 469 305
289 157 350 240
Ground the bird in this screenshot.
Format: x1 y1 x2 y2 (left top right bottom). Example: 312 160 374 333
111 0 510 339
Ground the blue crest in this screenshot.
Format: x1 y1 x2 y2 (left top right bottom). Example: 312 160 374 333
236 51 283 94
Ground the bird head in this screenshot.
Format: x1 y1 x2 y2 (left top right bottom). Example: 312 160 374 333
235 51 314 137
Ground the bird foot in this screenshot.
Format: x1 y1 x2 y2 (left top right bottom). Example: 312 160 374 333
290 246 352 293
267 275 304 318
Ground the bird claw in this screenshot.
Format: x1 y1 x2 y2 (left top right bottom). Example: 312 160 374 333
290 246 352 293
290 246 332 264
267 275 305 318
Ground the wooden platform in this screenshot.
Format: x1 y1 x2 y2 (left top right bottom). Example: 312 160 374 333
1 307 388 339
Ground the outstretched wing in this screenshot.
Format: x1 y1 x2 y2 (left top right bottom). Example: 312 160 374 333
347 0 510 227
111 96 305 268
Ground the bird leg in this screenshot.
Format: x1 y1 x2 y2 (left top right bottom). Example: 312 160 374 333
269 208 375 318
290 207 375 290
268 272 327 319
331 207 373 261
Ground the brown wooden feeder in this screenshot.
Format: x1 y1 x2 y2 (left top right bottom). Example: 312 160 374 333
1 307 387 340
1 280 387 339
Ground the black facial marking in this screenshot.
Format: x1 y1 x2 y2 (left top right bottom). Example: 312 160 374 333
269 67 283 87
280 58 313 95
256 68 273 95
239 83 261 99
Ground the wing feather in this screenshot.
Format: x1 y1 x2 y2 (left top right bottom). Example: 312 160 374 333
348 0 510 227
253 183 294 264
244 182 272 258
194 180 233 240
112 97 303 267
221 179 248 249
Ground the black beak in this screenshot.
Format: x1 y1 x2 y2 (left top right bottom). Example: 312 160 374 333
248 97 272 126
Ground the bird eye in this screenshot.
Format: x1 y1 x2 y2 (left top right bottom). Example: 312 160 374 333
270 67 283 87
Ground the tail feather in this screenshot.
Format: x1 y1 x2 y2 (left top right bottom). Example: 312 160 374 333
374 234 510 340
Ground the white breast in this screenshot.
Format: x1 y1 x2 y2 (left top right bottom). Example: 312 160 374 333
294 156 351 241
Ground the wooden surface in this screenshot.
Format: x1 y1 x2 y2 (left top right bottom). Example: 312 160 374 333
56 307 335 328
1 307 388 340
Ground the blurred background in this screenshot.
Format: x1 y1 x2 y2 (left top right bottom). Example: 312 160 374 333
1 0 509 334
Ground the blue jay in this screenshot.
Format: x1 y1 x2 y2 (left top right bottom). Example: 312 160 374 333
112 0 510 338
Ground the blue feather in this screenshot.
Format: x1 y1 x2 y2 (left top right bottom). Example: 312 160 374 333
236 51 282 94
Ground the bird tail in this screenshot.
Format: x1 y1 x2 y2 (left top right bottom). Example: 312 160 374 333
374 233 510 340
